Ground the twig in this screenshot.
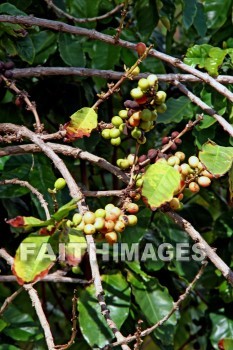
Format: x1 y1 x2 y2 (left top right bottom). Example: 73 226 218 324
11 68 233 84
0 143 129 184
92 44 153 110
109 261 208 348
0 15 232 101
54 290 77 350
83 189 125 197
0 248 14 266
2 76 42 133
165 210 233 285
0 287 23 316
0 179 50 220
44 0 124 23
0 273 90 284
173 80 233 137
114 1 128 42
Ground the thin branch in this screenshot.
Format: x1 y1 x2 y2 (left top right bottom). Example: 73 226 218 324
0 287 23 316
0 143 129 184
0 272 90 284
0 179 50 220
114 1 128 42
2 76 42 132
173 80 233 137
0 15 232 101
109 261 208 348
165 210 233 285
83 189 125 197
0 248 14 266
11 68 233 84
44 0 124 23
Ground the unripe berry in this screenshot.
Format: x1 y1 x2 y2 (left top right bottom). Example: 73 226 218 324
95 208 106 218
105 204 115 212
147 74 158 87
131 127 142 139
127 154 138 166
72 213 82 226
94 217 105 230
131 66 140 76
175 152 185 161
66 219 73 228
117 159 130 169
136 42 147 56
110 207 122 218
189 182 200 193
111 116 123 127
136 178 143 187
150 110 158 121
101 129 111 139
54 178 66 190
111 137 121 146
114 220 125 232
119 109 128 119
139 120 151 131
105 231 118 244
197 176 211 187
126 203 139 214
76 220 85 231
137 135 147 144
109 128 120 138
83 211 96 224
130 87 144 100
180 163 191 176
169 198 180 210
119 123 126 132
138 78 150 91
167 156 180 166
156 103 167 113
155 91 167 104
188 156 199 168
140 109 152 121
84 224 96 235
127 215 138 226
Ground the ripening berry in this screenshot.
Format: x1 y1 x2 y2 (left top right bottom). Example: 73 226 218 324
105 203 115 212
103 220 115 232
84 224 96 235
110 206 122 218
201 170 214 179
105 231 118 244
54 178 67 190
198 176 211 187
135 95 148 105
129 116 140 127
131 66 140 76
171 131 179 139
167 156 180 166
95 208 106 218
83 211 96 224
137 135 147 144
126 203 139 214
101 129 111 139
130 87 144 100
189 182 200 193
131 111 141 120
180 163 191 176
147 74 158 87
111 116 123 127
127 154 138 166
94 217 105 230
188 156 199 168
118 214 129 225
169 198 180 210
114 220 126 232
175 152 185 161
127 215 138 226
138 78 150 91
111 137 121 146
72 213 83 226
136 42 147 56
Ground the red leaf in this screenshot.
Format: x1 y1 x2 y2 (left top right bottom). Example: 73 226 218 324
7 216 25 227
12 263 52 285
218 339 224 350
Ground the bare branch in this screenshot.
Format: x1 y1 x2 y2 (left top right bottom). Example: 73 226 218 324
83 190 125 197
0 15 232 101
165 210 233 286
44 0 124 23
0 178 50 220
173 80 233 137
11 68 233 84
0 272 90 284
0 287 23 316
109 261 208 348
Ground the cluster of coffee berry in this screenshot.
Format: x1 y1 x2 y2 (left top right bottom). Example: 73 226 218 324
101 74 167 146
0 60 14 80
162 131 182 151
67 203 139 244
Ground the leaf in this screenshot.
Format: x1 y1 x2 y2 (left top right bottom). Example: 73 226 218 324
184 44 227 75
218 338 233 350
58 33 86 67
182 0 197 29
89 40 121 70
78 272 130 348
65 232 87 266
127 271 176 344
68 0 100 26
31 30 57 65
134 0 159 41
229 164 233 205
6 216 52 229
51 198 78 221
193 3 207 37
204 0 232 29
15 36 35 64
210 313 233 349
156 96 192 124
142 163 181 209
13 234 58 284
64 107 98 140
199 142 233 176
0 319 8 332
0 3 26 15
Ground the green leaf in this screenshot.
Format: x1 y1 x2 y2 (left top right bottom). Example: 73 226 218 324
156 96 192 124
134 0 159 41
142 163 181 209
182 0 197 29
58 33 86 67
210 313 233 349
0 345 21 350
78 272 130 348
15 36 35 64
52 198 78 221
13 234 58 284
127 272 176 344
0 3 26 15
64 107 98 140
204 0 232 29
89 40 121 70
199 142 233 176
0 319 8 332
31 31 57 65
229 164 233 205
121 208 151 245
193 3 207 37
68 0 100 27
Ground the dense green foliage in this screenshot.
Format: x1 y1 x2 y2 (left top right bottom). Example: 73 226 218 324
0 0 233 349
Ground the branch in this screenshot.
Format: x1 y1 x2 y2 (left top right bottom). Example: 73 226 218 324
83 189 125 197
11 68 233 84
0 287 23 316
109 260 208 348
165 210 233 286
0 15 232 101
2 76 42 132
0 272 90 284
44 0 124 23
0 143 129 184
173 80 233 137
0 179 50 220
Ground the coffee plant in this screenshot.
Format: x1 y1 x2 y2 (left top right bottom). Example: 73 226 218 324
0 1 233 350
